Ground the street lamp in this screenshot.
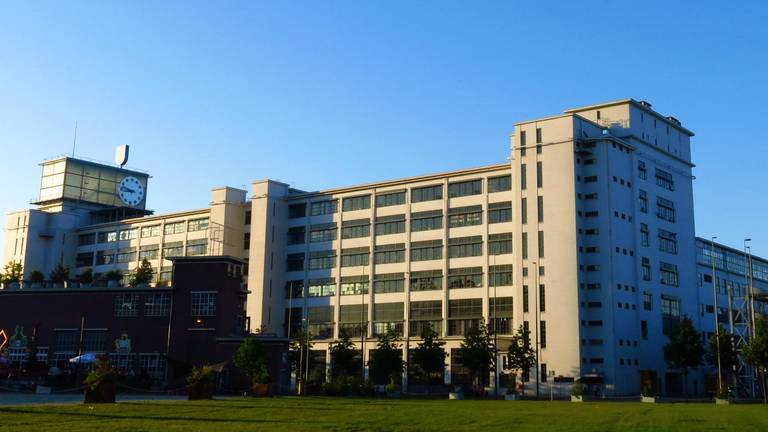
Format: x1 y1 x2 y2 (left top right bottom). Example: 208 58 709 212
532 261 540 400
710 236 723 393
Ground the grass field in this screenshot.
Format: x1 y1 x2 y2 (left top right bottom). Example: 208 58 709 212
0 397 766 432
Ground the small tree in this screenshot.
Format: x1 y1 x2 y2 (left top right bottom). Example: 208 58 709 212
507 325 536 397
105 269 123 284
187 365 215 400
330 333 359 378
455 321 494 392
129 258 153 287
29 270 44 284
289 329 318 394
707 325 738 392
79 268 94 285
1 261 22 284
49 263 70 284
664 316 704 397
368 327 404 386
233 339 270 387
743 318 768 403
410 324 447 392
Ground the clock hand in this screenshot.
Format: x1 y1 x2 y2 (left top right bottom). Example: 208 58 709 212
120 186 136 194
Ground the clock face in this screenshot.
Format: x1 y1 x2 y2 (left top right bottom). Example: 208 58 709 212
117 176 145 206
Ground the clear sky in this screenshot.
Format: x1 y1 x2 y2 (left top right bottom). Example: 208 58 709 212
1 1 766 255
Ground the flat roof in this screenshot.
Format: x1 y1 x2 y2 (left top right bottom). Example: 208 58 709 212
564 98 695 137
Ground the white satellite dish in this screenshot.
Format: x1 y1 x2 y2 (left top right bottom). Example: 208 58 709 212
115 145 130 168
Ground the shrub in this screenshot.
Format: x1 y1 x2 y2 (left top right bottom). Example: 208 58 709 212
128 259 153 287
84 357 117 390
79 268 94 285
715 386 729 399
105 269 123 282
187 365 215 387
233 339 270 385
1 261 22 284
29 270 44 284
49 264 70 283
641 384 657 398
571 383 586 397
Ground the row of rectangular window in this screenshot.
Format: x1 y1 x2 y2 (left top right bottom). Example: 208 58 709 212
78 218 209 246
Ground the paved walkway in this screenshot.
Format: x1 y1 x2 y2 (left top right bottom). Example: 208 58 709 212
0 392 187 405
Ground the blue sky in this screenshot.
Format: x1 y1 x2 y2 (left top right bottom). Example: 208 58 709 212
1 1 767 254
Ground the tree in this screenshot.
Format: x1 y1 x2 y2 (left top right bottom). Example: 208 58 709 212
368 327 404 386
129 258 154 287
330 332 359 378
743 318 768 403
233 339 270 386
455 321 494 392
664 316 704 397
706 325 737 391
49 263 70 284
410 324 447 391
0 261 22 284
507 325 536 397
289 328 319 394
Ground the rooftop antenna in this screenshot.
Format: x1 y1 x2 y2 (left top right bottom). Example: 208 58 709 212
71 121 78 157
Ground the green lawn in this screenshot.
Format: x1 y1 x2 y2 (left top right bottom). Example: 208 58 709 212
1 397 766 432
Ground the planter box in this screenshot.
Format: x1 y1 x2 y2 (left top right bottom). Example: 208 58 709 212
571 395 583 402
504 394 520 401
641 396 658 403
188 383 214 400
715 398 731 405
84 382 116 404
449 392 464 400
252 383 270 397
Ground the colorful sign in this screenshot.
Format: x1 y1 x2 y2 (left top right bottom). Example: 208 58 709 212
114 333 131 353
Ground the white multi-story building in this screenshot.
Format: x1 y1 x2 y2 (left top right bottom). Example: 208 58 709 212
3 99 765 397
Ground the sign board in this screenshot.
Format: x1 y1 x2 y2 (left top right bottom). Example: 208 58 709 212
115 145 130 168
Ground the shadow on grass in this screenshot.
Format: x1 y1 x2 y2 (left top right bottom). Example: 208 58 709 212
118 400 348 412
0 407 281 425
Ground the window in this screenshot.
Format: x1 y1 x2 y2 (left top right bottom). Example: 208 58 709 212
139 353 166 379
119 228 138 241
164 221 185 235
521 164 527 190
191 292 217 316
144 293 171 317
448 298 483 336
285 280 304 298
657 197 676 222
410 240 442 261
536 162 543 188
448 205 482 228
638 160 647 180
447 236 483 258
448 267 483 289
287 254 305 271
162 242 183 259
661 297 681 334
539 284 546 312
488 233 512 255
411 184 443 203
310 200 338 216
341 219 370 239
522 232 528 260
448 179 482 198
308 306 334 339
488 175 511 193
116 248 136 263
536 127 542 143
187 218 209 232
98 231 117 243
373 302 404 336
411 210 443 232
342 195 371 211
186 239 207 256
376 191 406 207
537 196 543 223
643 292 652 311
310 223 337 242
523 285 529 312
244 233 250 250
288 203 307 218
76 252 94 267
375 215 405 236
655 168 674 191
410 300 442 336
489 264 512 287
78 233 96 245
489 201 512 224
583 176 598 183
640 223 649 247
308 278 336 297
538 231 544 258
641 257 651 281
519 130 526 147
287 226 306 245
660 262 679 286
340 276 369 295
639 190 648 213
540 321 547 349
488 297 513 334
82 330 106 353
308 251 336 270
340 247 370 267
374 243 405 264
245 211 251 225
339 304 368 337
374 273 405 293
114 294 139 317
410 270 442 291
141 225 161 238
139 246 159 261
521 197 527 224
641 320 648 340
658 229 678 254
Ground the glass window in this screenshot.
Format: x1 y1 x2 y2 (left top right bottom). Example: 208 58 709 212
488 175 511 193
141 225 161 238
660 262 679 286
376 191 406 207
410 240 442 262
95 250 115 265
374 244 405 264
642 257 651 281
342 195 371 211
447 236 483 258
114 294 139 317
310 224 337 242
186 239 207 256
448 179 482 198
489 201 512 224
310 200 338 216
287 226 306 245
448 206 482 228
190 292 217 316
639 190 648 213
411 210 443 232
164 221 186 235
411 184 443 203
162 243 184 259
76 252 94 267
288 203 307 218
488 233 513 255
340 277 369 295
78 233 96 246
116 249 136 263
375 215 405 236
448 267 483 289
308 252 336 270
655 168 674 191
658 229 678 254
489 264 512 287
144 293 170 317
410 270 442 291
638 160 647 180
308 279 336 297
287 253 305 271
374 273 405 293
640 223 649 247
188 218 209 232
656 197 676 222
341 221 370 239
340 248 370 267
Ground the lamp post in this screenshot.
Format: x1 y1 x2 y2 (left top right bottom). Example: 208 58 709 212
492 254 499 397
361 265 367 385
533 261 540 400
549 370 555 401
710 237 723 393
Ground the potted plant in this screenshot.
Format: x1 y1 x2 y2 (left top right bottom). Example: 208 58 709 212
187 365 215 400
29 270 44 289
49 264 70 289
233 339 271 396
385 375 401 398
79 268 94 287
714 386 730 405
1 261 22 289
105 270 123 288
83 356 117 404
641 383 658 403
570 383 585 402
128 259 153 288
